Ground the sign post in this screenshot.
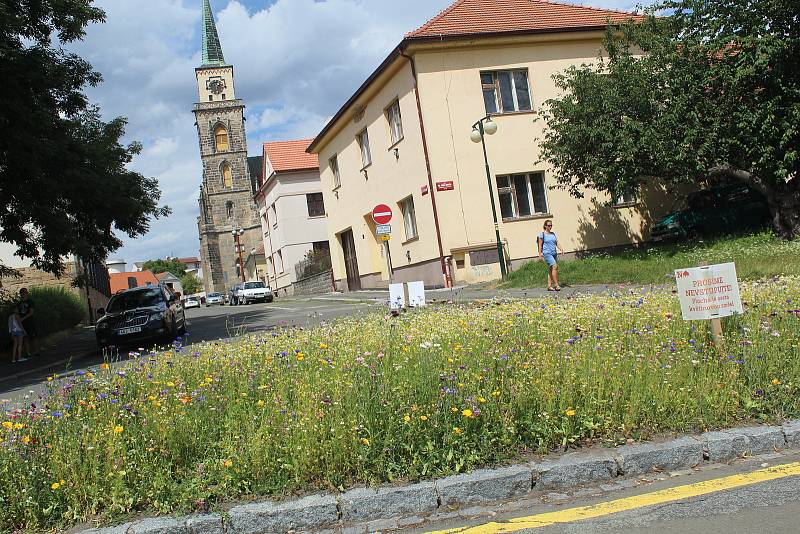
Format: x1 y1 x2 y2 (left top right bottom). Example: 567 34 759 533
674 262 742 348
372 204 394 282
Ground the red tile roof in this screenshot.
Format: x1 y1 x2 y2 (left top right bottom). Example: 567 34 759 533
263 139 319 173
406 0 641 39
109 270 160 294
177 257 200 264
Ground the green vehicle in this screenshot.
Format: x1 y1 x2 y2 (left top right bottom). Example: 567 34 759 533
650 184 770 242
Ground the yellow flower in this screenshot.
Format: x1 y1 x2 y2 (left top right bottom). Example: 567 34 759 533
403 415 411 423
462 409 473 418
478 397 487 404
13 423 23 430
100 363 110 370
47 376 54 382
411 404 418 412
296 353 305 361
148 395 156 401
457 382 465 388
772 379 781 385
257 400 265 407
1 422 12 429
223 459 233 468
451 407 458 413
565 408 577 417
21 436 30 444
113 425 124 434
420 415 428 421
166 381 175 387
51 482 61 490
491 390 501 397
360 438 370 446
319 343 328 349
453 427 462 435
448 358 454 364
85 372 94 379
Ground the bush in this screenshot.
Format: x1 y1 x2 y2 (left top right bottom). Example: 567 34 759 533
0 286 87 349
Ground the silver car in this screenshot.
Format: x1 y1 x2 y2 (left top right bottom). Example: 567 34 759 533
206 292 224 306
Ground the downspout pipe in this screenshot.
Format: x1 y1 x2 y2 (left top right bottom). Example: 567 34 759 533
400 50 451 288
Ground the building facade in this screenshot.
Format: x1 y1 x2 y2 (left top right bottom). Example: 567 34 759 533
309 0 669 290
254 140 329 295
194 0 261 294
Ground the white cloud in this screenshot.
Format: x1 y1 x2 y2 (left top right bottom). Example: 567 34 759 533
70 0 644 265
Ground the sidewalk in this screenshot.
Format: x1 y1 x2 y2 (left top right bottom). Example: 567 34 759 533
0 325 99 387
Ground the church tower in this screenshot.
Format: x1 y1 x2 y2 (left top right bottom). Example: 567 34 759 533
195 0 261 294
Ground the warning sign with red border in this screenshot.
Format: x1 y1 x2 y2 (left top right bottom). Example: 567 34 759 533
674 262 743 320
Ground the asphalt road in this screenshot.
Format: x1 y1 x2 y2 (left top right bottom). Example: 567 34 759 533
413 453 800 534
0 297 374 401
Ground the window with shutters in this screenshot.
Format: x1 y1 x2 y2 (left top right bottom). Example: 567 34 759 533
386 100 403 146
214 125 230 151
329 155 341 189
356 129 371 168
400 196 418 241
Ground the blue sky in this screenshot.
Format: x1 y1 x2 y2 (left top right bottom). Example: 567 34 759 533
73 0 640 266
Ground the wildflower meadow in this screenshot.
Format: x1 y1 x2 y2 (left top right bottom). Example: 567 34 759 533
1 278 799 532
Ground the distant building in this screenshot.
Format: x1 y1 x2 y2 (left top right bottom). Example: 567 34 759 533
155 272 183 295
243 242 266 283
254 139 330 295
106 259 127 273
109 270 160 294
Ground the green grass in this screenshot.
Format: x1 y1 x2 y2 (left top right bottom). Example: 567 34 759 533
1 278 799 531
503 232 800 288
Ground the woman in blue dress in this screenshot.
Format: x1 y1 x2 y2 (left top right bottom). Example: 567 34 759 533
536 219 564 291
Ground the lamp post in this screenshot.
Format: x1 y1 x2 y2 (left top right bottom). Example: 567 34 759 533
470 115 507 279
231 227 245 282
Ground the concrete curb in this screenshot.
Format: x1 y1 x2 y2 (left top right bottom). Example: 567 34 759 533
76 420 800 534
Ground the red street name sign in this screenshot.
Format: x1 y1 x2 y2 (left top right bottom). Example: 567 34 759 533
372 204 393 225
436 181 454 192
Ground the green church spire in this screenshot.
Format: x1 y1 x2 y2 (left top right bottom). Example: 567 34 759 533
201 0 226 67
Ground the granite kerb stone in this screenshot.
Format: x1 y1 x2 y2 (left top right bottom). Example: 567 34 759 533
338 481 438 523
227 493 339 533
532 450 618 489
436 464 533 508
782 419 800 446
614 436 704 476
700 431 749 462
725 425 786 454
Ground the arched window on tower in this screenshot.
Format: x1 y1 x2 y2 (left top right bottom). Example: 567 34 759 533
214 124 230 151
221 162 233 188
226 200 234 219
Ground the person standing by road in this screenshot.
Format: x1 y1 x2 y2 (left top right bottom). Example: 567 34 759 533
7 310 28 363
16 288 39 359
536 220 564 291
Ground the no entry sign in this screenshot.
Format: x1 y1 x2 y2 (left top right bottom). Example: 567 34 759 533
372 204 393 225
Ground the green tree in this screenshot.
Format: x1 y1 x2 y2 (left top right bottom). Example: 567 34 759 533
538 0 799 239
142 259 186 279
0 0 170 277
180 272 202 295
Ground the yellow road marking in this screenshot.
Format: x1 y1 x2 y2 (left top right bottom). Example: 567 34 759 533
428 461 800 533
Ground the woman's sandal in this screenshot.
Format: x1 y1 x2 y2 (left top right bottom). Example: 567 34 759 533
547 287 556 292
555 286 562 291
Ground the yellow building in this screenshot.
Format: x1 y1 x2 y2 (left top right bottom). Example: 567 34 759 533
308 0 666 290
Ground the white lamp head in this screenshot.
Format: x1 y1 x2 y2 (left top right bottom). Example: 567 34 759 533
483 118 498 135
470 129 483 143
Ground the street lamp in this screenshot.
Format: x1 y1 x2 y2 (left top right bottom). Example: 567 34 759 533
470 115 507 279
231 227 245 282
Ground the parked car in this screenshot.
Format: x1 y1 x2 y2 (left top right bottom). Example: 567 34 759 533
206 292 224 306
650 184 770 242
237 281 273 304
183 296 201 309
96 286 186 349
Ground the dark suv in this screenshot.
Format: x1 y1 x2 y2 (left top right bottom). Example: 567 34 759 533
650 184 770 242
96 285 186 349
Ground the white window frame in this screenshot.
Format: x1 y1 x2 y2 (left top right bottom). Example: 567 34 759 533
329 155 341 189
386 100 404 146
480 69 532 114
496 172 550 220
277 250 284 274
400 196 418 241
357 128 372 169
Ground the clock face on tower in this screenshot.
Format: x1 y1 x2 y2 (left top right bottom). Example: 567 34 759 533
207 77 226 95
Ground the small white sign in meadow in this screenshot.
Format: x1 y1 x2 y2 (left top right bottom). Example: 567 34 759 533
674 262 743 321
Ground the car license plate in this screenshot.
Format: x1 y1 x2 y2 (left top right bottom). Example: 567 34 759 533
118 327 142 335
